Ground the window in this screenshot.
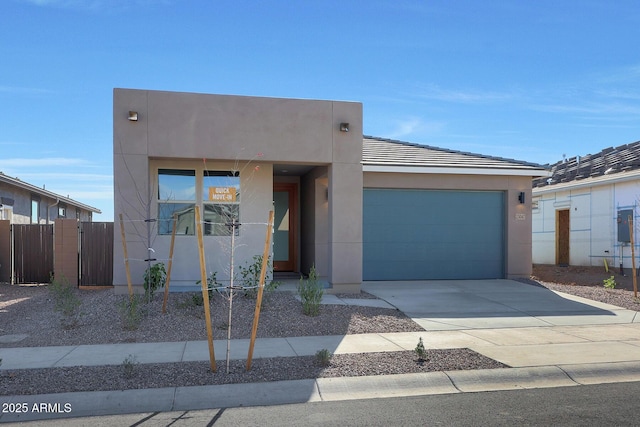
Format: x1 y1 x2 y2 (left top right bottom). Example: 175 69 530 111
158 169 196 235
1 206 12 222
31 198 40 224
58 204 67 218
203 171 240 236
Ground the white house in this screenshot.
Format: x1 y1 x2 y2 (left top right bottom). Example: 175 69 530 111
532 141 640 270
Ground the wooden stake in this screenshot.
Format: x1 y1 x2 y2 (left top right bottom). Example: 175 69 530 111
118 214 133 298
161 214 178 314
629 215 638 298
247 210 274 371
195 206 217 372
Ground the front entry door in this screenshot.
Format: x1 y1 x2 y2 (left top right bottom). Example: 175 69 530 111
556 209 570 265
273 183 297 272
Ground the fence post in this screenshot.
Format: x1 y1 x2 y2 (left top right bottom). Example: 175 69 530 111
54 219 79 286
0 220 10 283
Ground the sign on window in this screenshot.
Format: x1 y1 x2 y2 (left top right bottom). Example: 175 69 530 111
208 187 237 202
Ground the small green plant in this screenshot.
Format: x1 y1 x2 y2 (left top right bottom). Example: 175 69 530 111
298 264 323 316
49 274 81 328
415 337 428 362
315 348 332 367
119 295 144 330
143 262 167 300
191 293 205 306
238 255 280 299
603 275 617 290
121 354 138 379
196 271 219 299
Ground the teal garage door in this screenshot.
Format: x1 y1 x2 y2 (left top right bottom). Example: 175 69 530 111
363 189 505 280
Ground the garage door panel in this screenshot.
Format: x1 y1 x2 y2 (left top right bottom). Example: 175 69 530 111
363 189 504 280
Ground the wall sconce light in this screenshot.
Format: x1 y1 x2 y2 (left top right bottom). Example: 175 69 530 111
128 111 138 121
339 122 349 132
518 191 525 204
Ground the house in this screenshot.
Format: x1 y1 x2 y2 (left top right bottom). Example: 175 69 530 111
532 141 640 270
0 172 101 224
0 173 102 285
113 88 548 294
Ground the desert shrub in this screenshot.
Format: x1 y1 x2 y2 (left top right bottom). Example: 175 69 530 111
238 255 280 300
119 295 144 330
195 271 219 300
415 337 428 362
143 262 166 300
49 274 81 328
298 264 323 316
315 348 332 367
603 275 616 290
121 354 138 379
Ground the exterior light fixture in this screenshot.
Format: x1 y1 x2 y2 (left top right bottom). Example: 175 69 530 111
518 191 525 204
339 122 349 132
128 111 138 121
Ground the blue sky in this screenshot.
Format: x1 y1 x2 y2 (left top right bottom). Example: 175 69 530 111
2 0 640 221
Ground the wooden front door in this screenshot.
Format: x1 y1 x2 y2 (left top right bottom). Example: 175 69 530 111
556 209 570 265
273 183 297 272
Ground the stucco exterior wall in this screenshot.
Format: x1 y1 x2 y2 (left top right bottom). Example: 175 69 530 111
0 183 93 224
114 89 362 293
532 179 640 268
299 166 329 280
363 172 534 278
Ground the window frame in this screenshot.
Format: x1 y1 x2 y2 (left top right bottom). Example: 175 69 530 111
31 197 40 224
157 169 197 235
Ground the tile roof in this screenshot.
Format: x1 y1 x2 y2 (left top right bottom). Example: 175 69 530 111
363 136 547 171
532 140 640 188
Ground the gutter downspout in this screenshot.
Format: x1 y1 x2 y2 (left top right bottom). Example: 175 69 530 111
47 198 60 225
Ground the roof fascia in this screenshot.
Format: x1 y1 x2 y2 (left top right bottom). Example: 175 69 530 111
363 164 551 177
0 175 101 213
532 169 640 195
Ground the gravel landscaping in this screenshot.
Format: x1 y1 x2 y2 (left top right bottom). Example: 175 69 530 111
2 271 638 396
0 283 504 395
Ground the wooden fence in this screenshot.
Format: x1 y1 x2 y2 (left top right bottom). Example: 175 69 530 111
0 220 113 286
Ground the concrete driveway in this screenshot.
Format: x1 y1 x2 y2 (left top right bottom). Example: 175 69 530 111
362 279 638 330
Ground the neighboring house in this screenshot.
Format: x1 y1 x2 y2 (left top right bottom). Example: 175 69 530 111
0 172 101 224
532 141 640 269
113 88 548 294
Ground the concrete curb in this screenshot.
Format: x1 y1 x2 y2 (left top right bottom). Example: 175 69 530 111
4 363 640 423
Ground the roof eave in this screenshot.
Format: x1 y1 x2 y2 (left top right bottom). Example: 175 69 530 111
533 169 640 195
363 164 551 177
0 175 102 214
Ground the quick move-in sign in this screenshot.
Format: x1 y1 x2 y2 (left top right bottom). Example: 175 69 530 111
208 187 237 202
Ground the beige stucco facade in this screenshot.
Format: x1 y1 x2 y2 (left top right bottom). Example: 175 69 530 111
113 88 541 294
113 89 363 294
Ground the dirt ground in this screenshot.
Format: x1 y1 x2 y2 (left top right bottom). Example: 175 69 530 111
532 263 640 291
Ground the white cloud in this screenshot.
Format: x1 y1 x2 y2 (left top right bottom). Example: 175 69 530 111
413 84 514 104
51 188 113 201
0 157 93 168
18 0 171 11
529 101 640 117
0 85 53 95
7 172 112 182
387 117 445 139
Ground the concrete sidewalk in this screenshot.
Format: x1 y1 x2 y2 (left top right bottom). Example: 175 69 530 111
2 323 640 371
2 279 640 422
